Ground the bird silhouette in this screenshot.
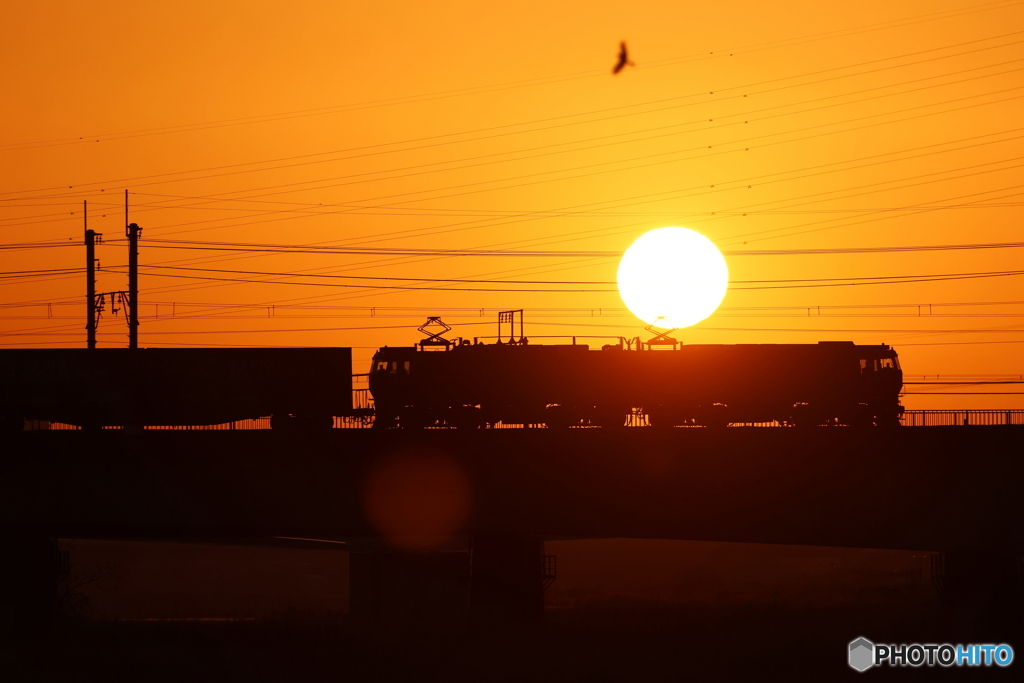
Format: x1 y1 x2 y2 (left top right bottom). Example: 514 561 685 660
612 41 635 75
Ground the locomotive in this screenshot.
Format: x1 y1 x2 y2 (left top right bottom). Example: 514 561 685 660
369 315 904 429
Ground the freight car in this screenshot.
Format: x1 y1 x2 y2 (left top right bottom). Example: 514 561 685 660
0 347 355 431
369 327 904 428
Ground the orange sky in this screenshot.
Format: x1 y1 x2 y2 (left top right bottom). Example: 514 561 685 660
3 0 1024 409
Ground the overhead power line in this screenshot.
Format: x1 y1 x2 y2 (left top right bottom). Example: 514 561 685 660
122 264 1024 291
2 8 1018 157
123 96 1024 252
7 297 1024 313
58 154 1024 309
904 380 1024 384
96 237 1024 258
6 91 1022 248
4 33 1023 217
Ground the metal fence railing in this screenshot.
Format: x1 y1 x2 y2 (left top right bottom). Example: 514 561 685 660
43 420 273 431
900 410 1024 427
43 416 373 430
32 386 376 431
27 407 1024 431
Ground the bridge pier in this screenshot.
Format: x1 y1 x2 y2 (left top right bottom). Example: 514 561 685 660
349 549 470 626
935 551 1023 640
0 537 63 641
348 533 550 627
469 532 547 625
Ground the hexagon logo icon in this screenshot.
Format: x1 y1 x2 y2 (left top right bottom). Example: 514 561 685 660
849 637 874 672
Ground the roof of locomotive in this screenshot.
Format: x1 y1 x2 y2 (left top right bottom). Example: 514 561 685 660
681 342 897 353
372 342 591 359
371 340 897 360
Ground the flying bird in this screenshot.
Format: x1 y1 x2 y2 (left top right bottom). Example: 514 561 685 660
612 41 635 75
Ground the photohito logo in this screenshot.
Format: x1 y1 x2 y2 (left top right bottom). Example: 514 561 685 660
849 637 1014 671
849 638 874 672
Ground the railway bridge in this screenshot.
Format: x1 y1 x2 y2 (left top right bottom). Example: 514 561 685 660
1 426 1021 628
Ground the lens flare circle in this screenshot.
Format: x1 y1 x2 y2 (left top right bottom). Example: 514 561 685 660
617 227 728 329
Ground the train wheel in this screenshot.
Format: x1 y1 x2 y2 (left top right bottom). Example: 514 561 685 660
790 405 820 427
399 410 431 430
270 414 297 431
592 406 625 428
450 406 484 430
296 413 334 430
842 405 873 428
645 408 676 428
544 405 575 429
697 405 730 429
875 414 902 428
370 414 395 429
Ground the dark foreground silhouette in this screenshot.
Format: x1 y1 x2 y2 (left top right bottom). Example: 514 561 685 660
4 598 1016 682
3 538 1020 681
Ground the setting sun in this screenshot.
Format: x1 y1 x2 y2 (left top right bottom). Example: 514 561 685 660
617 227 729 329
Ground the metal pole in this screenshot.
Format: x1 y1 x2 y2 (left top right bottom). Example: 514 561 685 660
127 222 141 349
85 201 97 349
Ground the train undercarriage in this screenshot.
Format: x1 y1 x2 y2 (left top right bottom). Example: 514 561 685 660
371 401 903 429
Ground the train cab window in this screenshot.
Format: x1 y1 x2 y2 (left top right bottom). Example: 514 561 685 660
859 359 892 372
383 360 410 375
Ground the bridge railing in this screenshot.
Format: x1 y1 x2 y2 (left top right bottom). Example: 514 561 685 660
900 410 1024 426
36 387 377 430
33 407 1024 430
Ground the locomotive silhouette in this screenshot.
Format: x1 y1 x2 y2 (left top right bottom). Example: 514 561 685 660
369 311 904 429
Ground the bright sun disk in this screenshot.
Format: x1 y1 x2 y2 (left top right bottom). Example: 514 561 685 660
617 227 729 329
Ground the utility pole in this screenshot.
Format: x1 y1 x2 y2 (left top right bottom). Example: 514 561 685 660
124 187 141 350
124 189 141 349
84 201 101 349
127 221 141 349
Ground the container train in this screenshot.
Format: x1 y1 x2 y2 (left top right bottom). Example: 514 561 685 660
0 348 355 431
0 314 904 430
